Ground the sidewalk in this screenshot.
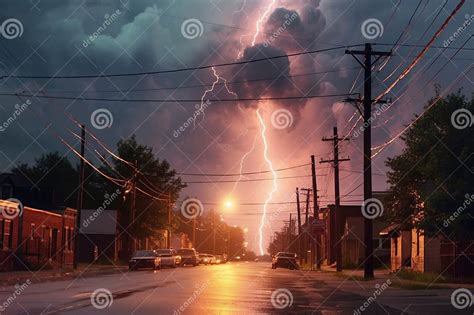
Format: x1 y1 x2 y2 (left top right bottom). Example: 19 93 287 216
0 264 128 286
318 265 474 290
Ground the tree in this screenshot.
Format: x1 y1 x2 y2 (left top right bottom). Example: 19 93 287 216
385 90 474 240
13 152 78 207
176 209 245 258
99 135 185 240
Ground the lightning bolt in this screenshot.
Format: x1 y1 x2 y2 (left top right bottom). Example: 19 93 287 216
196 66 237 126
229 132 259 195
256 108 277 256
251 0 276 46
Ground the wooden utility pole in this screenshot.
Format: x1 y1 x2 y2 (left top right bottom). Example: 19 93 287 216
346 44 391 278
288 213 292 251
129 160 138 255
300 188 311 266
73 124 85 269
311 155 321 269
296 188 302 265
167 192 171 249
192 218 196 248
321 127 350 272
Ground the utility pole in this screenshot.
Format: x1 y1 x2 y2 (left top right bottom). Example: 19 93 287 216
73 124 85 269
288 213 292 251
311 155 321 269
300 188 311 266
130 160 138 255
213 211 216 254
192 218 196 249
346 43 391 279
321 126 350 272
296 188 302 265
167 192 171 249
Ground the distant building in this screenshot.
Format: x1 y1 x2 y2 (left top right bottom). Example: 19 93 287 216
77 209 118 263
320 204 391 267
381 226 474 278
0 199 76 271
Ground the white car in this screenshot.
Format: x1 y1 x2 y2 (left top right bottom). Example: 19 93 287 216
207 254 217 265
155 249 181 268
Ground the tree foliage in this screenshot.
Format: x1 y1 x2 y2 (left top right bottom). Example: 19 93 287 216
385 91 474 240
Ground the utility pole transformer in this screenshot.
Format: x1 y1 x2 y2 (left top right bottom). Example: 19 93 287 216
345 43 391 278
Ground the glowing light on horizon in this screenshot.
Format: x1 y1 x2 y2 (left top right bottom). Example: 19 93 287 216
256 108 277 256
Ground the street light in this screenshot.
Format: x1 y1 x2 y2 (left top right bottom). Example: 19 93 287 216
224 198 233 210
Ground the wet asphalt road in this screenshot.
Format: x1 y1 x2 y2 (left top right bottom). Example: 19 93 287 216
0 262 468 314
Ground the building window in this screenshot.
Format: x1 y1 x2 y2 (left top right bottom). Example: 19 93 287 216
416 230 420 256
68 228 74 251
2 220 13 250
394 236 398 256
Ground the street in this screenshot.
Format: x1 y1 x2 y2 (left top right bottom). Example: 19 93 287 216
0 262 468 314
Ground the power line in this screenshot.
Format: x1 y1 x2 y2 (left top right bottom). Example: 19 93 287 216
374 0 467 102
182 174 323 184
0 92 358 103
1 45 359 80
176 163 313 177
24 67 359 95
376 43 474 51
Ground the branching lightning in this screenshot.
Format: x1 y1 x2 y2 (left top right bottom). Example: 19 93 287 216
256 108 277 255
251 0 276 46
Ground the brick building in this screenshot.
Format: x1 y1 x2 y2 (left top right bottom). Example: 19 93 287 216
0 199 76 271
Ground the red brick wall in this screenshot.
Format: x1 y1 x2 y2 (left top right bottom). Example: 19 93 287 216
0 201 76 271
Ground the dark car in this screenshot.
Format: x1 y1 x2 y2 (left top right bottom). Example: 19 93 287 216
271 252 298 270
177 248 199 266
129 250 161 271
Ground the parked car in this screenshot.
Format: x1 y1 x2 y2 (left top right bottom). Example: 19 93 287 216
215 255 224 264
129 250 161 271
207 254 217 264
155 249 181 268
198 253 210 265
177 248 199 266
271 252 298 270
